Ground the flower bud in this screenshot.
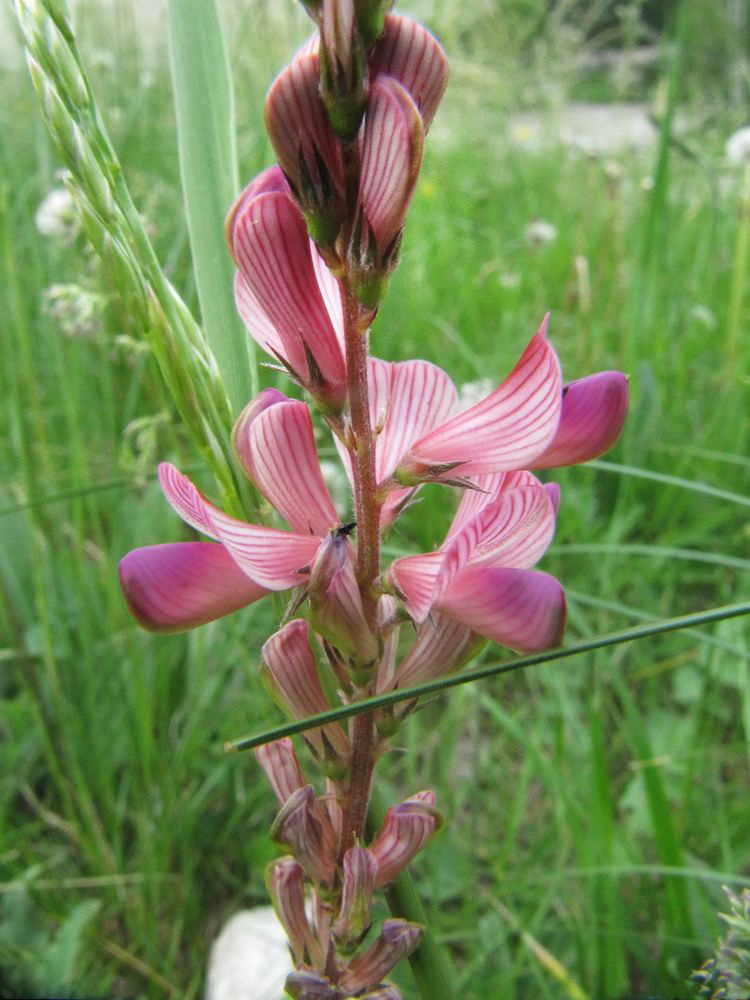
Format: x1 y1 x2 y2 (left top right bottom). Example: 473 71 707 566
332 847 379 953
308 529 378 666
255 738 307 806
353 77 424 306
266 857 322 966
265 53 345 250
270 786 337 888
354 0 391 48
369 790 443 887
319 0 367 142
284 967 338 1000
369 15 448 132
261 621 350 766
339 919 423 994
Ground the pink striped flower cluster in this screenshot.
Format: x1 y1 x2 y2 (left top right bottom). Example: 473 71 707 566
119 2 628 996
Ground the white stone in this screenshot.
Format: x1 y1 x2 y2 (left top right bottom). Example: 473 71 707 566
205 907 293 1000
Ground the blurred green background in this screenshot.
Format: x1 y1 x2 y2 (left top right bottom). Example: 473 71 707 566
2 0 750 997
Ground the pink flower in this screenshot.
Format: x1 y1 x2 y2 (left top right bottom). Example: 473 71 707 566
334 316 628 530
227 170 347 411
119 391 346 632
389 470 566 652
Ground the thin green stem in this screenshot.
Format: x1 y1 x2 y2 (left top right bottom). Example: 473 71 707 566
225 600 750 752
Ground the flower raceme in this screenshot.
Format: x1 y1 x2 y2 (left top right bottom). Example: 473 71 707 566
116 4 631 995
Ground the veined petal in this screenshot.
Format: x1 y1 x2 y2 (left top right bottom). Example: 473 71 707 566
230 191 347 395
395 613 480 689
369 14 449 132
532 371 629 468
376 359 459 483
545 482 561 515
233 271 286 362
310 239 345 348
359 77 424 261
246 400 339 536
406 318 563 476
119 542 267 633
158 462 218 539
232 388 289 483
264 52 343 201
388 550 444 623
262 621 350 760
435 483 556 602
159 465 322 589
208 507 322 590
444 471 539 542
225 165 290 248
438 566 566 651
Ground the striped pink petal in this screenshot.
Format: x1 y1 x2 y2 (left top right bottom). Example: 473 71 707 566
262 620 350 760
369 791 442 888
207 506 322 590
375 359 459 482
244 400 339 536
233 271 286 361
405 317 563 476
232 387 289 482
359 77 424 261
158 462 218 539
119 542 268 633
369 14 449 132
532 371 629 468
225 165 290 247
435 482 556 601
230 191 347 399
545 482 561 515
310 239 345 348
388 550 443 623
255 738 307 807
438 566 566 652
395 614 480 689
264 52 343 201
159 463 321 589
443 471 538 542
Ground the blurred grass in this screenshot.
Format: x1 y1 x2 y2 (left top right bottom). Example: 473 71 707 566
1 0 750 998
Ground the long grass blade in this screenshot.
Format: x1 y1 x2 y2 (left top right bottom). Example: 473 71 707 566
590 459 750 508
168 0 255 415
225 601 750 752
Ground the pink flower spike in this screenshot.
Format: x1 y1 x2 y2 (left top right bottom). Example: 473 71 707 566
532 371 630 468
369 790 443 888
157 463 321 590
438 566 566 652
241 399 339 537
230 191 347 409
395 614 483 689
369 14 449 132
255 738 307 806
118 542 268 633
261 621 350 762
402 317 563 478
266 858 322 967
339 919 423 994
359 77 424 266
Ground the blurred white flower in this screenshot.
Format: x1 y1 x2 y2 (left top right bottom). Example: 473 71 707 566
206 907 291 1000
458 377 494 409
42 283 106 339
690 304 718 331
499 272 521 289
525 219 557 247
35 187 80 241
726 126 750 167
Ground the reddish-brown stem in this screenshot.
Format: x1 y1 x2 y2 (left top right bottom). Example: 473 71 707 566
336 140 380 861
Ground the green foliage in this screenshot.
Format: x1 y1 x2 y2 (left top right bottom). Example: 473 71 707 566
693 888 750 1000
